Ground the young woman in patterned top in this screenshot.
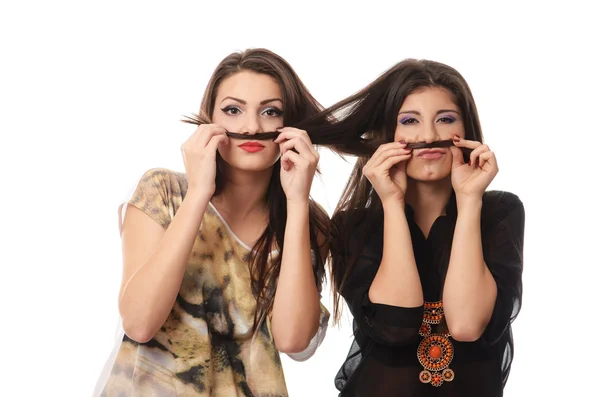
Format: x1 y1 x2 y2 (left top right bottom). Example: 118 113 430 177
94 48 330 397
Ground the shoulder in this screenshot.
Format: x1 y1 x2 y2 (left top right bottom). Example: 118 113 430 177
483 190 524 216
481 190 525 231
137 168 187 188
331 207 383 253
128 168 188 218
332 207 381 233
132 168 188 198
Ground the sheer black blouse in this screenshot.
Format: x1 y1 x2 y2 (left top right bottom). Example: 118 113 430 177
331 191 525 397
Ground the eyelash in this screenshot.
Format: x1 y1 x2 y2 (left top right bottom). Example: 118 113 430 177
263 107 283 117
220 106 283 117
398 116 457 125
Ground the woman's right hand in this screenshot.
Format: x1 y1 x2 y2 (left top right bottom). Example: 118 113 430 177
180 124 229 198
362 141 412 206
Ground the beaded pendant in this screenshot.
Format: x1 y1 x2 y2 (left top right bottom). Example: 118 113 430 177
417 301 455 387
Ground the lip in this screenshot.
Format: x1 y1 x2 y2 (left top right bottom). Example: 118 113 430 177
239 141 265 152
417 149 446 159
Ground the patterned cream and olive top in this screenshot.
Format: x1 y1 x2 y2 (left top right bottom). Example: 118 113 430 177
94 168 329 397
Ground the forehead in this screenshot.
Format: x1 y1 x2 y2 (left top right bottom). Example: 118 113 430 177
399 86 457 111
215 71 282 102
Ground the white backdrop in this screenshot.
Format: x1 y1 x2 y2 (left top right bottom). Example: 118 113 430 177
1 1 597 395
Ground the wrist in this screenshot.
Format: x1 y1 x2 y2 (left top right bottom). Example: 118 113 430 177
286 200 309 223
184 187 213 204
456 195 483 212
286 197 310 207
382 198 406 212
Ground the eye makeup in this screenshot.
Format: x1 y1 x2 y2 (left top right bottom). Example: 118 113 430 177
399 116 416 124
225 131 281 140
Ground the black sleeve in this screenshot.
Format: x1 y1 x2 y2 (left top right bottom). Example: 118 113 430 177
480 191 525 346
332 212 423 347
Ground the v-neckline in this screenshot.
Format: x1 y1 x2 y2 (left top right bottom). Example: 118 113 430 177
208 201 279 255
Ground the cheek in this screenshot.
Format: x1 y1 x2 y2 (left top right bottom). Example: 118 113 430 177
446 123 465 139
267 144 281 161
217 144 232 159
394 125 418 142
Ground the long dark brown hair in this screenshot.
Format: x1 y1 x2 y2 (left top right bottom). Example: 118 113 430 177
182 48 330 331
297 59 485 323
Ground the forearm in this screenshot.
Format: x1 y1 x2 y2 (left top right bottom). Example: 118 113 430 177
369 201 423 308
271 200 320 352
119 191 210 342
443 197 497 341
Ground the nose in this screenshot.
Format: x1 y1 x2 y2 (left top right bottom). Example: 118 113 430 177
421 120 441 143
241 114 263 135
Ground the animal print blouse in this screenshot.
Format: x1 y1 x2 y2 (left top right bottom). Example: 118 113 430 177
94 168 329 397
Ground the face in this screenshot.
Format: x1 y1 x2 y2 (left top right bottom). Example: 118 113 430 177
394 86 465 182
212 71 283 172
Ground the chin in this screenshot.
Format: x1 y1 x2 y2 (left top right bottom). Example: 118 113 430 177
221 157 279 173
407 169 451 183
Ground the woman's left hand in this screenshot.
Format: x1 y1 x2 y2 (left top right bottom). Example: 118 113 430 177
274 127 319 202
450 135 499 201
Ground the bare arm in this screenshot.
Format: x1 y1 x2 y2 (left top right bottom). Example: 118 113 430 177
118 190 210 343
271 200 324 353
443 198 497 342
368 201 423 308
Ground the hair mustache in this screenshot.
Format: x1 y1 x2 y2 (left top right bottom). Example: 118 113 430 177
225 131 281 140
406 139 455 149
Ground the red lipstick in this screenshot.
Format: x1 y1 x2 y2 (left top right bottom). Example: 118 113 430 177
239 141 265 153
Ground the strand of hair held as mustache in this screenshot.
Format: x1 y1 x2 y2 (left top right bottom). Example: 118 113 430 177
182 115 471 155
406 139 454 149
225 131 280 140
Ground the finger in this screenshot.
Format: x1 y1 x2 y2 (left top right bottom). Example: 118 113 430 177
205 133 229 153
279 137 314 159
469 144 489 167
280 150 309 172
453 135 483 150
281 149 308 168
273 127 305 141
477 151 497 169
393 158 407 173
368 146 412 169
273 128 303 144
274 128 318 157
196 125 227 147
450 146 465 167
469 144 489 161
372 141 407 156
283 128 316 155
369 142 408 163
378 154 412 173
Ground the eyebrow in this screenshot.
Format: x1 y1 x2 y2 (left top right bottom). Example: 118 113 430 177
220 96 283 105
398 109 460 116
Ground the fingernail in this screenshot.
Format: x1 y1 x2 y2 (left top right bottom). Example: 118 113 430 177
399 140 406 144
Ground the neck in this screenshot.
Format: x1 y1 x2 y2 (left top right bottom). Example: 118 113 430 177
212 163 273 217
405 177 453 236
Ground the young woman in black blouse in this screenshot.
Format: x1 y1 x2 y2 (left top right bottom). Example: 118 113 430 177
300 59 525 396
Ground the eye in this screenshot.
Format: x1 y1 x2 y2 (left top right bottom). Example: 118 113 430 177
437 115 456 123
263 107 283 117
221 106 241 115
399 117 418 125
